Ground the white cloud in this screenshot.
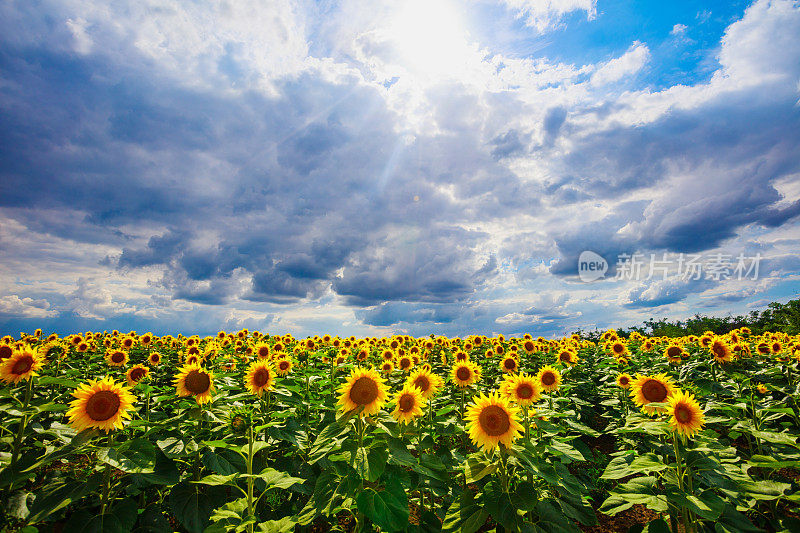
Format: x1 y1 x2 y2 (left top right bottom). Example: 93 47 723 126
670 23 687 36
590 41 650 86
0 295 57 319
501 0 597 32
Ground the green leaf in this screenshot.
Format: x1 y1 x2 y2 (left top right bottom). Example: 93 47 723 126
387 437 417 467
27 474 102 523
98 438 156 473
464 455 497 483
309 412 354 463
134 504 172 533
134 449 179 486
642 519 670 533
246 468 304 490
512 481 538 512
169 481 227 533
256 517 299 532
355 478 409 532
353 445 388 482
156 437 186 458
195 473 240 486
5 490 31 520
442 492 488 533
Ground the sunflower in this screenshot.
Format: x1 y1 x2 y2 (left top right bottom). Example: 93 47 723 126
126 365 150 387
631 374 676 415
500 373 541 406
0 349 43 384
105 349 129 367
709 338 733 364
556 350 578 366
667 390 705 439
451 361 480 388
174 363 215 405
391 384 426 425
615 373 633 389
380 361 394 375
253 342 271 360
465 392 523 452
397 355 414 372
610 341 628 357
67 377 136 432
499 355 519 374
522 339 536 353
120 336 135 350
454 350 468 362
148 352 162 366
337 367 388 417
536 365 561 393
406 367 443 400
664 344 685 363
0 344 13 363
275 356 293 376
244 360 275 397
756 383 768 394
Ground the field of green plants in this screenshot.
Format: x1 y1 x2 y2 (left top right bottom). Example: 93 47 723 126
0 328 798 532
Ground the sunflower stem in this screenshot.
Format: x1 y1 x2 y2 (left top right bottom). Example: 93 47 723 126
246 422 255 533
9 376 34 486
100 432 114 517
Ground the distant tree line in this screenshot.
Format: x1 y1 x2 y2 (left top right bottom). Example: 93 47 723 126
571 297 800 341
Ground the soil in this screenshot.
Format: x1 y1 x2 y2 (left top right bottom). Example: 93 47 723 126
581 504 661 533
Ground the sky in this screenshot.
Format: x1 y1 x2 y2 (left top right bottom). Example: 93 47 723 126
1 0 799 339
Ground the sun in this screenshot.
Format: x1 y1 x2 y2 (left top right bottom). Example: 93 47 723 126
388 0 471 78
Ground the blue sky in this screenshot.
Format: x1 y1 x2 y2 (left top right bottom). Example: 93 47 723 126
1 0 799 338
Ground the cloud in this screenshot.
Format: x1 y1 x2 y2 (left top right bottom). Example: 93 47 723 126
0 295 58 319
0 0 799 337
500 0 597 32
590 42 650 86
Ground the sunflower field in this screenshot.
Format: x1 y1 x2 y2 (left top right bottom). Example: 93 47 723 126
0 328 799 533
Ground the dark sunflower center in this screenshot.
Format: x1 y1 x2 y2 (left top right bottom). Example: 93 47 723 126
258 347 269 357
478 405 511 436
0 345 12 360
675 404 693 423
613 344 624 353
642 379 668 402
253 368 270 388
560 353 571 362
619 376 630 386
413 375 430 392
667 346 682 358
185 370 211 394
111 352 125 363
456 353 466 361
773 343 781 352
504 358 516 370
524 342 534 351
151 354 160 362
712 343 727 358
86 390 121 421
11 355 34 375
130 368 146 381
456 367 471 381
516 384 534 399
398 393 415 412
541 372 555 386
279 361 289 370
349 376 379 405
400 358 411 369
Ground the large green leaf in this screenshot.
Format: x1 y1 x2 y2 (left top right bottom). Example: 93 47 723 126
27 474 102 523
169 481 227 533
442 492 488 533
355 478 409 532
